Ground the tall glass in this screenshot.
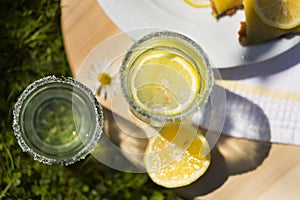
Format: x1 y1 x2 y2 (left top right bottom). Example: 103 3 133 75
120 31 214 125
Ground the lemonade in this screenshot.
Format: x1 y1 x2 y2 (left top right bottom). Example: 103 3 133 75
120 31 214 124
13 76 103 165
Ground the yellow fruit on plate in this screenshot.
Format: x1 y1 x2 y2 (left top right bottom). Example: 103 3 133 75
144 125 211 188
184 0 211 8
239 0 300 45
210 0 243 17
253 0 300 29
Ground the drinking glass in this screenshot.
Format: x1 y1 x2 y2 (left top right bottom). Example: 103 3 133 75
13 76 103 165
120 31 214 125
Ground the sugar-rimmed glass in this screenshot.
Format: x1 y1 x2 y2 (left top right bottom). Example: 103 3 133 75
120 31 214 125
13 76 103 165
75 29 226 173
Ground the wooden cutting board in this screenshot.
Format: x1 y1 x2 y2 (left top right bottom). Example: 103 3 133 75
61 0 300 199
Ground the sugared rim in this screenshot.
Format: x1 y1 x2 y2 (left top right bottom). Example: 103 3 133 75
120 31 214 124
12 76 103 165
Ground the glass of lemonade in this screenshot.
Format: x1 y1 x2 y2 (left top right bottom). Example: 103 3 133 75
13 76 103 165
120 31 214 125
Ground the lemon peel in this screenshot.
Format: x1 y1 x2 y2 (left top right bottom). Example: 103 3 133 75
184 0 211 8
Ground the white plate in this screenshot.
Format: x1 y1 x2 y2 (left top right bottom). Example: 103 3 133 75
97 0 300 68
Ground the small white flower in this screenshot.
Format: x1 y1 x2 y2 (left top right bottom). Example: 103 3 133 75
85 59 119 100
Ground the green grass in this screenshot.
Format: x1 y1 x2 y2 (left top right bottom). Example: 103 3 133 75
0 0 186 199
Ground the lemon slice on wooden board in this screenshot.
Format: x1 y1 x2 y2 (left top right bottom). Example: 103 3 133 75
254 0 300 29
184 0 211 8
144 125 211 188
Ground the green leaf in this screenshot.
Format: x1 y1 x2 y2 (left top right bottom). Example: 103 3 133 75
82 185 89 193
150 191 165 200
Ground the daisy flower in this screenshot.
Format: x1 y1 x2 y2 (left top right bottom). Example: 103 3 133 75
85 59 119 100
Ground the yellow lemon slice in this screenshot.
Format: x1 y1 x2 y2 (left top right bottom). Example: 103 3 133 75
144 125 211 188
131 49 200 117
254 0 300 29
184 0 211 8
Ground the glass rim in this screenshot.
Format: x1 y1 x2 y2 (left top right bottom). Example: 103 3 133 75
120 31 215 124
12 76 103 165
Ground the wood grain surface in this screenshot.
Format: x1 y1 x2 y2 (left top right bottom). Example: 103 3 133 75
61 0 300 199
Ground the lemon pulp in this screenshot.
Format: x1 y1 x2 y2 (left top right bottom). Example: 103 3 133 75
130 47 201 117
254 0 300 29
144 125 211 188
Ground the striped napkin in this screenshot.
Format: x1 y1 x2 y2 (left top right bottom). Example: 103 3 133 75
194 43 300 145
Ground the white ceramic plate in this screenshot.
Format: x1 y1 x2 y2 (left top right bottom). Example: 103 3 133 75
97 0 300 68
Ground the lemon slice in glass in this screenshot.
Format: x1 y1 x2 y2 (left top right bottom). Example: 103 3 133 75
130 49 200 117
254 0 300 29
184 0 211 8
144 125 211 188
